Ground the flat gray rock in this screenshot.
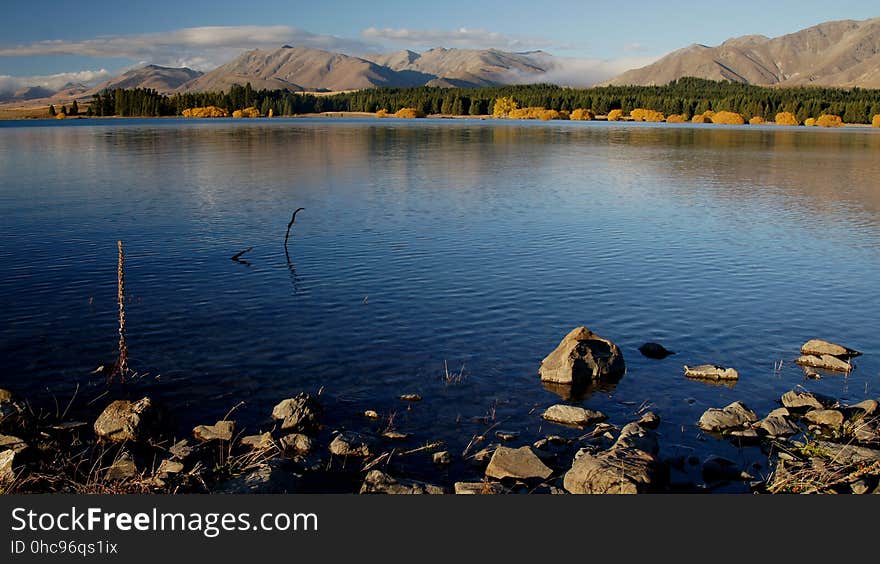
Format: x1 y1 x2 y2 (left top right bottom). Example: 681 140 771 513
758 414 800 437
329 432 377 457
684 364 739 380
804 409 845 429
800 339 860 358
485 446 552 481
193 420 235 442
541 404 607 427
697 401 758 432
454 481 504 494
239 432 274 450
795 354 852 373
563 448 656 494
781 390 836 411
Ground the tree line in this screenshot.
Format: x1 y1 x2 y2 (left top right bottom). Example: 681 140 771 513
87 78 880 124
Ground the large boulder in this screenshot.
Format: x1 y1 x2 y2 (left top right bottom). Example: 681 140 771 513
800 339 860 358
359 470 446 494
541 405 607 427
563 448 657 494
539 327 625 385
697 401 758 432
93 398 162 442
485 446 553 480
271 394 322 434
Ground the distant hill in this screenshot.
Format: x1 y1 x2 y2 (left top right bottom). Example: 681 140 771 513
607 17 880 88
87 64 203 95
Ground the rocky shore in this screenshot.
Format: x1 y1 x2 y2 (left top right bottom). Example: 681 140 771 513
1 329 877 494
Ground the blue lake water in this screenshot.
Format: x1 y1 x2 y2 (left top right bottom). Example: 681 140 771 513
2 117 879 490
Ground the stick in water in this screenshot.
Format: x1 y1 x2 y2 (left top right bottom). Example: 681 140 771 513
231 246 254 263
114 240 128 383
284 208 305 250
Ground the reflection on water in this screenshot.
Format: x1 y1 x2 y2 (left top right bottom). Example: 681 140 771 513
1 118 879 491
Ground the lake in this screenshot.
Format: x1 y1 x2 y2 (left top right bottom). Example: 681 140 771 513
2 117 879 491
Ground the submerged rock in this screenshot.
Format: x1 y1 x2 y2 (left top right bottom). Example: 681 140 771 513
638 411 661 429
702 456 751 482
94 398 161 443
684 365 739 381
563 448 656 494
638 342 675 359
193 420 235 442
399 394 422 402
495 430 520 441
485 446 553 481
454 481 504 494
215 459 299 493
697 401 758 432
795 354 852 373
271 394 322 434
541 404 607 427
359 470 446 494
539 326 625 386
329 432 377 458
800 339 860 359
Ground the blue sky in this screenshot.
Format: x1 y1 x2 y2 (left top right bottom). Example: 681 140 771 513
1 0 877 90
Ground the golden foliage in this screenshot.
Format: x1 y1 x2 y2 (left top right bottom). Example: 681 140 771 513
815 114 843 128
804 117 817 127
710 111 745 125
570 108 594 121
268 108 273 118
232 106 261 118
691 114 712 123
506 107 568 120
55 112 66 120
492 96 518 118
873 114 880 128
606 109 624 121
749 116 765 125
376 109 389 118
394 107 425 118
182 106 229 118
665 114 686 123
774 112 799 126
630 108 665 122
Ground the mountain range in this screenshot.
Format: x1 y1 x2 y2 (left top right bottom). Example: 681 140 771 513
2 16 879 105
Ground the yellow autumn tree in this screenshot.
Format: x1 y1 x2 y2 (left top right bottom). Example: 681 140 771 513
815 114 843 127
376 109 389 118
873 114 880 128
607 109 624 121
232 107 261 118
394 108 425 118
182 106 229 118
631 108 665 122
691 114 711 123
711 111 745 125
804 118 817 127
570 108 594 121
539 109 563 121
749 116 765 125
492 97 518 118
774 112 799 126
666 114 686 123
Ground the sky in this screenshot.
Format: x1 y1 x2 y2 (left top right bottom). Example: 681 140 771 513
0 0 877 92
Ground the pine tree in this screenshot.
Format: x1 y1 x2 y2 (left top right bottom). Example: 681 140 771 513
48 104 56 116
69 100 79 116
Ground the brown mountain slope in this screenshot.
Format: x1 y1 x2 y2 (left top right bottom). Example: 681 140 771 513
178 46 432 92
607 17 880 87
87 65 203 95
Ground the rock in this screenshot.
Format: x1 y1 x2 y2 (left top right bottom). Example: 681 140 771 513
564 448 657 494
0 449 15 483
850 478 871 495
454 481 504 494
684 365 739 380
0 435 28 454
702 456 751 482
848 399 879 416
804 409 845 429
93 397 160 442
728 429 760 440
364 410 381 420
329 432 377 457
795 354 852 373
169 439 195 460
279 433 313 454
612 422 659 455
399 394 422 402
781 390 836 411
359 470 446 494
638 342 675 359
542 404 607 428
472 446 498 466
433 451 452 465
495 430 520 441
240 432 274 450
156 459 184 478
0 390 12 403
800 339 860 359
812 441 880 464
0 391 19 426
105 455 138 481
538 326 625 385
381 431 411 440
485 446 553 481
698 402 758 432
193 420 235 442
215 459 298 493
758 414 800 437
638 411 661 429
271 394 322 434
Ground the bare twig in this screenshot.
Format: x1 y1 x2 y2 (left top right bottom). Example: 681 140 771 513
231 247 254 264
284 208 305 250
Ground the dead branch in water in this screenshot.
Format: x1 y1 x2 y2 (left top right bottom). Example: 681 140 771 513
231 246 254 265
110 240 129 384
284 208 305 251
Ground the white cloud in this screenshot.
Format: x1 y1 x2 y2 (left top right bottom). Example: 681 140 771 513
513 55 662 86
362 26 553 50
0 69 110 95
0 26 378 70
